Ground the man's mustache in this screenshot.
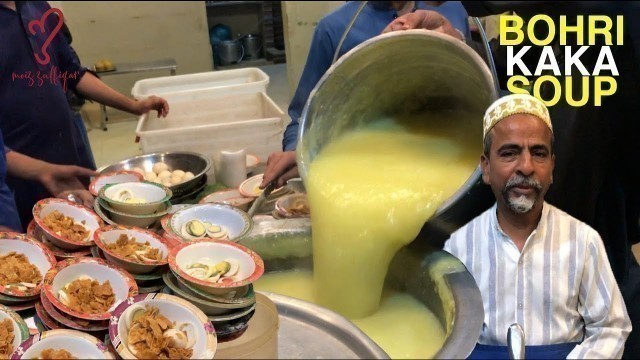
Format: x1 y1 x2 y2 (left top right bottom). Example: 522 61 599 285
505 174 542 192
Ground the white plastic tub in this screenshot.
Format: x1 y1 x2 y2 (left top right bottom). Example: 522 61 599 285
136 92 284 182
131 68 269 100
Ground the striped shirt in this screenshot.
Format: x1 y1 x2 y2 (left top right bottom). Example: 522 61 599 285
444 202 631 358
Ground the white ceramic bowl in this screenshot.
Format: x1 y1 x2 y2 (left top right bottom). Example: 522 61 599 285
0 304 29 357
199 189 253 211
89 171 144 197
0 234 57 298
238 174 289 199
99 198 171 228
12 329 114 359
100 182 172 216
33 199 104 250
43 258 138 321
238 174 264 198
94 226 170 274
169 204 252 242
275 193 311 218
109 293 217 359
169 240 264 296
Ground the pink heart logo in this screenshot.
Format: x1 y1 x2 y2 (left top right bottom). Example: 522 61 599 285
27 7 64 66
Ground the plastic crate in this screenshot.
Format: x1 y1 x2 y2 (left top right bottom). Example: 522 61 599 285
136 92 284 182
131 68 269 100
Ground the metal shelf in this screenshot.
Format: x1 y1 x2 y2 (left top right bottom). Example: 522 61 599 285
205 1 262 7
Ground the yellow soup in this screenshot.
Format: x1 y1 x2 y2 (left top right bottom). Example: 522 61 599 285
258 114 479 358
255 270 447 359
307 118 479 318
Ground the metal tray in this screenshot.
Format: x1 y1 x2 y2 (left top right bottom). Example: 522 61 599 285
20 291 388 359
264 292 389 359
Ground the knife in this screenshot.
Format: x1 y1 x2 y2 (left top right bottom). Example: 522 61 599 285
247 182 275 217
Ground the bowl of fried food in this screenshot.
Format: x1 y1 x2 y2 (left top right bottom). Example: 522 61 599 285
0 304 29 359
0 233 56 298
11 329 115 359
274 194 311 218
42 257 138 321
109 293 217 359
33 199 104 251
93 226 171 275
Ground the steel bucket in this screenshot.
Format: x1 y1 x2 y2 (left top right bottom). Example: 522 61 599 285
217 40 244 66
242 34 262 60
297 30 498 247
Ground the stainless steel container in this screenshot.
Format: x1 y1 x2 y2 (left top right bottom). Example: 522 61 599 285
97 151 211 197
217 40 244 65
242 34 262 60
297 30 499 247
239 218 484 359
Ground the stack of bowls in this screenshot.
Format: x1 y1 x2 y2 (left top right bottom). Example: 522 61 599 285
108 293 217 359
89 171 144 197
0 304 30 358
162 203 253 245
165 240 264 342
0 233 56 313
31 199 104 259
96 182 172 229
37 257 138 338
11 329 114 359
97 152 212 204
92 226 172 294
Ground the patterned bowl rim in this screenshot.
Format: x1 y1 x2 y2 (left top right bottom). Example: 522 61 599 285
11 329 115 360
168 239 264 290
99 181 173 208
0 232 57 298
238 174 287 198
207 303 257 323
5 300 37 313
168 203 253 242
0 291 39 304
89 170 144 197
98 198 172 219
32 198 104 247
167 269 255 306
162 271 255 309
34 301 62 331
93 225 171 267
0 303 30 346
42 257 138 321
108 293 217 359
90 246 167 282
39 291 109 332
26 221 92 258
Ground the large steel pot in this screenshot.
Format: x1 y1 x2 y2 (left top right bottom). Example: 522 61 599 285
297 30 498 247
240 218 484 359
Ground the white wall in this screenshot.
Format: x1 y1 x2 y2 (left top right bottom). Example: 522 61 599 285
282 1 343 95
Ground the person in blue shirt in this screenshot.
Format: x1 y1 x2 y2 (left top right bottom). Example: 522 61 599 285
261 1 470 188
0 1 169 229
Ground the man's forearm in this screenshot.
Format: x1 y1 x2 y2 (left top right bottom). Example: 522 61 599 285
5 151 50 181
75 72 142 115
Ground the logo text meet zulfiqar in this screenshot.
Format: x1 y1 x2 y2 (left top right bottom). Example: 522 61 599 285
11 7 82 91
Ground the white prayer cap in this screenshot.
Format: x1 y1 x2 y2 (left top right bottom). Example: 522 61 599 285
483 94 552 139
